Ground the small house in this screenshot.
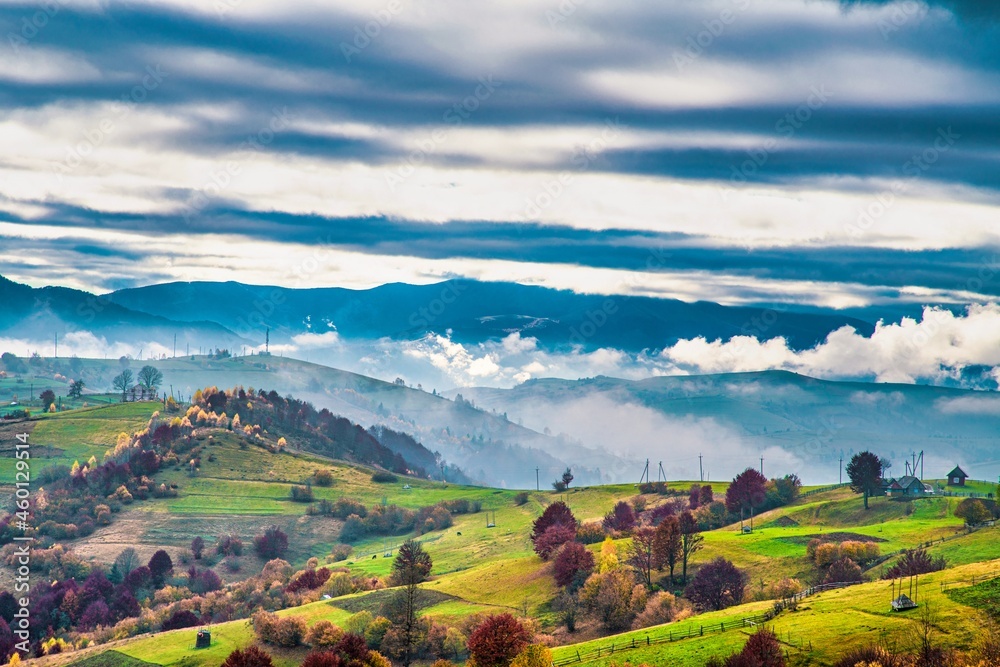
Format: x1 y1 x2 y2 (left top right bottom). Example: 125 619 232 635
887 476 926 498
946 466 968 487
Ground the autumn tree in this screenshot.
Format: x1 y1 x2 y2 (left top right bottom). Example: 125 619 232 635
561 468 574 488
39 389 56 408
531 502 576 559
113 369 134 402
138 365 164 391
725 467 768 532
957 499 992 526
553 541 595 589
534 523 576 561
846 451 884 510
221 646 274 667
679 510 703 584
68 379 85 398
602 501 636 534
147 549 173 586
884 549 946 579
191 536 205 560
685 557 747 611
579 569 645 631
390 539 432 666
653 514 682 584
254 525 288 559
823 557 862 585
627 527 659 589
467 614 531 667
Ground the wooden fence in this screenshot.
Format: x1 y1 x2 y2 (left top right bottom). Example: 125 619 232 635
552 581 859 665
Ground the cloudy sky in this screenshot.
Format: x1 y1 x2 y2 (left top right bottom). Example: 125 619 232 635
1 0 999 312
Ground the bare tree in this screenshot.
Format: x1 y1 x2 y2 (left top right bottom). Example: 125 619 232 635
113 369 134 403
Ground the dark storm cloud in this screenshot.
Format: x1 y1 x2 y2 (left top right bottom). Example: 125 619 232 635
6 201 1000 301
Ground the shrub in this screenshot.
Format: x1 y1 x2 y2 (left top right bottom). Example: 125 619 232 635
685 558 747 611
823 558 862 585
510 644 552 667
190 568 223 594
371 471 398 483
331 544 353 562
254 526 289 559
632 592 690 629
602 501 636 534
579 569 645 631
365 616 392 649
291 485 315 502
253 610 307 647
331 498 368 519
576 521 606 544
728 628 785 667
468 614 531 667
221 646 274 667
884 548 946 579
514 492 530 506
306 620 344 648
553 541 595 589
191 537 205 559
314 469 334 487
161 610 200 631
288 567 332 593
216 535 244 557
300 652 340 667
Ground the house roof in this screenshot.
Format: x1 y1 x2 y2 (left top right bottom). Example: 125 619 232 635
897 476 922 488
947 466 968 479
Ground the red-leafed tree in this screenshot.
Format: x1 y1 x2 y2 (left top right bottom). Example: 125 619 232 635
467 613 531 667
148 549 173 585
653 514 682 584
221 646 274 667
725 468 768 532
300 652 342 667
531 502 576 559
553 541 595 589
254 525 288 559
726 629 786 667
535 523 577 560
602 501 636 534
685 557 747 611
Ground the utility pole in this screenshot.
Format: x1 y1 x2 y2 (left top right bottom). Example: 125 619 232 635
265 328 270 354
535 467 539 491
173 334 177 358
699 454 704 482
760 456 764 477
839 455 844 485
54 333 58 358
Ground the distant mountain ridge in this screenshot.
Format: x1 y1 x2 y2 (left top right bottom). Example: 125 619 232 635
0 275 244 349
104 279 876 351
